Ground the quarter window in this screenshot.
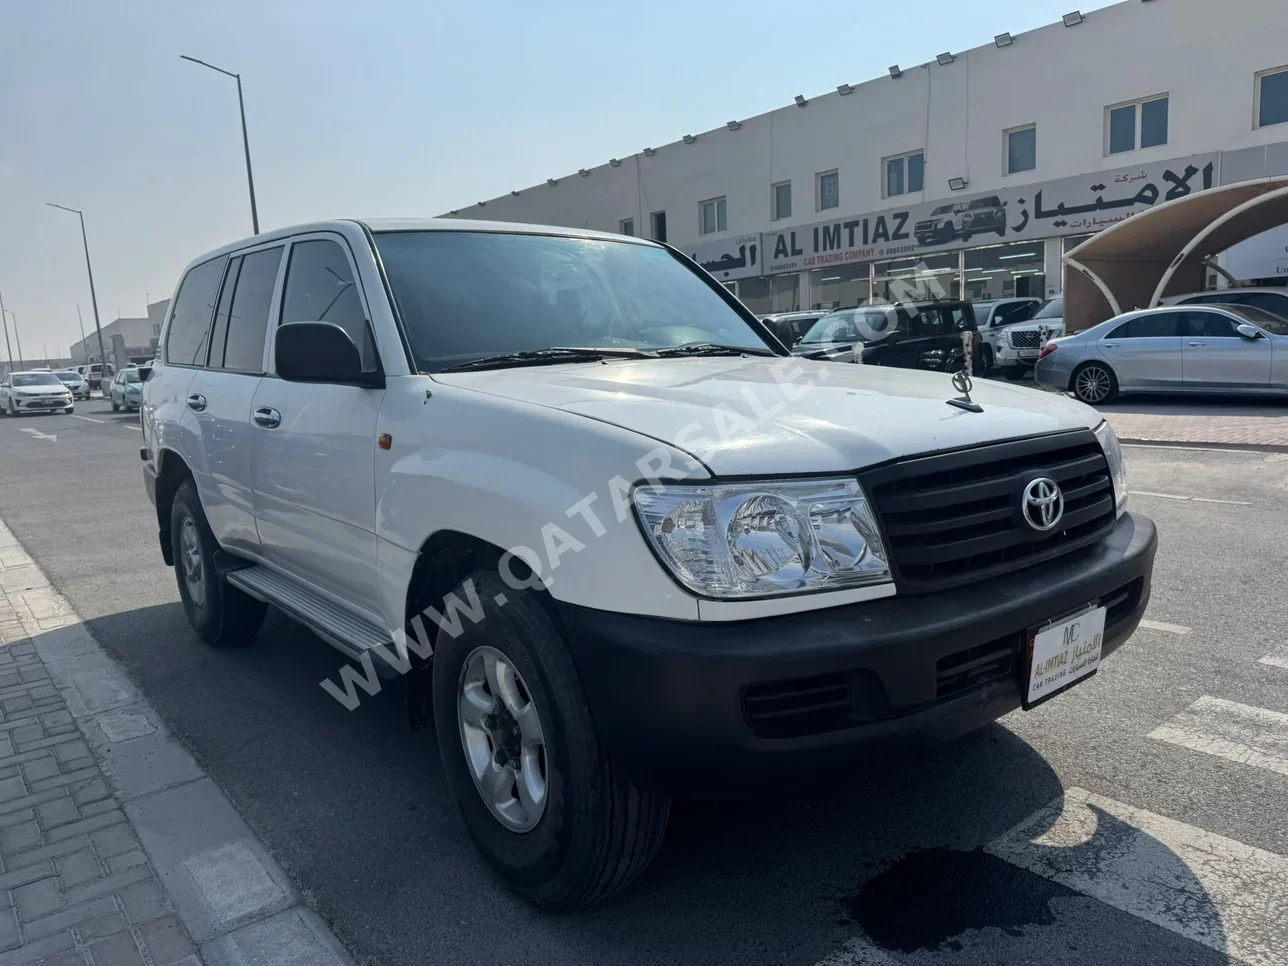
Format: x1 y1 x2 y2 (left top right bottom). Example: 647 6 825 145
1106 95 1168 154
279 239 373 369
884 151 924 197
222 247 283 372
165 256 226 366
699 197 727 235
772 181 791 220
1257 67 1288 128
1005 125 1037 174
817 171 839 211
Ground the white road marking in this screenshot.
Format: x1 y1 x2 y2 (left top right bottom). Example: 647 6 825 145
18 427 56 442
987 786 1288 966
1128 489 1252 506
127 425 142 432
1259 644 1288 670
1138 619 1191 635
1149 696 1288 780
68 414 104 424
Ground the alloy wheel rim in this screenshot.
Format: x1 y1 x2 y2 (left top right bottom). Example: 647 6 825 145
179 516 206 608
1076 366 1110 403
457 645 547 833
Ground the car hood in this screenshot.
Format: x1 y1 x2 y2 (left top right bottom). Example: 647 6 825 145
433 357 1100 476
11 385 69 395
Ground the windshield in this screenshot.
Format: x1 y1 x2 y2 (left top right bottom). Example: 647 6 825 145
800 309 890 345
931 205 954 215
372 231 774 371
122 369 141 384
1230 305 1288 334
12 373 62 387
54 372 82 384
1032 297 1064 320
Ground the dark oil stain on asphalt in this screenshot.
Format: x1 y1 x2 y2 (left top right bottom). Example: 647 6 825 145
848 847 1078 953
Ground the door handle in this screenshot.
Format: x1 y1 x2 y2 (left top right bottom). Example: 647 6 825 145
186 393 207 412
1188 342 1206 347
252 407 281 429
1102 343 1117 349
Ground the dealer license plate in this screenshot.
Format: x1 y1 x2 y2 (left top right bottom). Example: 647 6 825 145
1018 349 1040 360
1024 605 1106 708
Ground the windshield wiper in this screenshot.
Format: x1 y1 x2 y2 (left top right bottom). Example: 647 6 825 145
442 346 657 372
654 343 777 358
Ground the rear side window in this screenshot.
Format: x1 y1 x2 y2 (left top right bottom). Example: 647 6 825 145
222 247 283 372
279 239 374 368
166 257 227 365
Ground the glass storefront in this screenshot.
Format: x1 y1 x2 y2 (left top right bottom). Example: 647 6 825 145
809 263 871 310
873 252 959 302
963 241 1046 300
737 274 799 315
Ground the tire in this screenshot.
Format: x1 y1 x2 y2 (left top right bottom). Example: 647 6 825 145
111 400 119 412
432 570 670 910
1003 366 1026 381
170 481 266 647
981 346 994 375
1071 362 1118 404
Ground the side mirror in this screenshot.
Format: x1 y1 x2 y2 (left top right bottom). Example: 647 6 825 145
1236 323 1262 340
275 322 382 387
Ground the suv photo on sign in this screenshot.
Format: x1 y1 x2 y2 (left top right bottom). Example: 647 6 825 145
140 217 1156 910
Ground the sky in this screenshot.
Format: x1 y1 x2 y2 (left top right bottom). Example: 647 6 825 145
0 0 1119 361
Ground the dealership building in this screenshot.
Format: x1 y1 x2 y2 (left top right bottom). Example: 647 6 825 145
450 0 1288 317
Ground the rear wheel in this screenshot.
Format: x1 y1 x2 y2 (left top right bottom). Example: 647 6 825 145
1003 366 1027 381
111 399 119 412
1071 362 1118 404
170 481 266 647
432 570 670 909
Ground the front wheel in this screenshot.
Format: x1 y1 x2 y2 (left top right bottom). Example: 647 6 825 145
170 481 266 647
111 400 119 412
1072 363 1118 404
432 570 670 910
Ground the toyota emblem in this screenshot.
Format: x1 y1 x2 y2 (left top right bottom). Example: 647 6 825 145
1022 478 1064 532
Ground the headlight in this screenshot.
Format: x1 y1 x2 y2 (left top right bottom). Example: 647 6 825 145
1094 421 1128 514
634 479 890 599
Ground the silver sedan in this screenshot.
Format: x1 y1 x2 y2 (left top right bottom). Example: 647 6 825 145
1033 303 1288 404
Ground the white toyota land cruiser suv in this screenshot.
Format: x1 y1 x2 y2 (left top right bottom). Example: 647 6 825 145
140 219 1156 909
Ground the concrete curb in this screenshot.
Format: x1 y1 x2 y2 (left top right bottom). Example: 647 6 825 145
0 518 355 966
1117 436 1288 454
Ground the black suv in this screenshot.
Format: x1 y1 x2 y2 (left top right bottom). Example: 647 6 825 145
858 300 984 373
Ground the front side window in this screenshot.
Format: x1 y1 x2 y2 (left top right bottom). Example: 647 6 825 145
772 181 791 221
699 197 727 235
1006 125 1036 174
817 171 839 211
1107 95 1168 154
884 151 924 197
166 256 226 366
1184 312 1238 338
279 239 373 369
1258 67 1288 128
372 231 772 372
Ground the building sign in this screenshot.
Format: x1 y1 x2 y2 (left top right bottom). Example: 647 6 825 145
686 233 761 280
759 152 1220 275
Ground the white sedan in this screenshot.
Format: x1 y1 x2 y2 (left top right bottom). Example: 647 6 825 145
0 371 75 416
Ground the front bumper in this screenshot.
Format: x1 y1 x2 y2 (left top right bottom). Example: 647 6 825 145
12 396 72 411
557 512 1156 797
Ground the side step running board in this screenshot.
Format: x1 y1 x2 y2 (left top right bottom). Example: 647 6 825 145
226 564 394 665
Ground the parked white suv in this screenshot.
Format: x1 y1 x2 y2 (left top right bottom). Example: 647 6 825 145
992 295 1065 380
974 297 1041 372
140 219 1156 909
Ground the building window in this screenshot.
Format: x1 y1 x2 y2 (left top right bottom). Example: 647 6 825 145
1106 94 1168 155
736 275 799 315
772 181 792 221
884 151 924 198
1256 66 1288 128
1005 125 1036 174
619 218 634 237
650 211 667 242
817 170 839 211
700 197 727 235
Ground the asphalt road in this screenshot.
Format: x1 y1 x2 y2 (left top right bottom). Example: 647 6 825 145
0 399 1285 966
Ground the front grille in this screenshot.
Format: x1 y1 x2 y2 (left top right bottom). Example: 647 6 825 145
861 431 1117 594
936 636 1018 699
1010 330 1041 349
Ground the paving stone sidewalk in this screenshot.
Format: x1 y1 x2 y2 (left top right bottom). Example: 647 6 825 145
1103 409 1288 450
0 521 353 966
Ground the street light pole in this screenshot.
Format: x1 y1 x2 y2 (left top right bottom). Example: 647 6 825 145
181 55 260 234
47 204 107 371
3 310 22 369
76 303 88 362
0 292 13 372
